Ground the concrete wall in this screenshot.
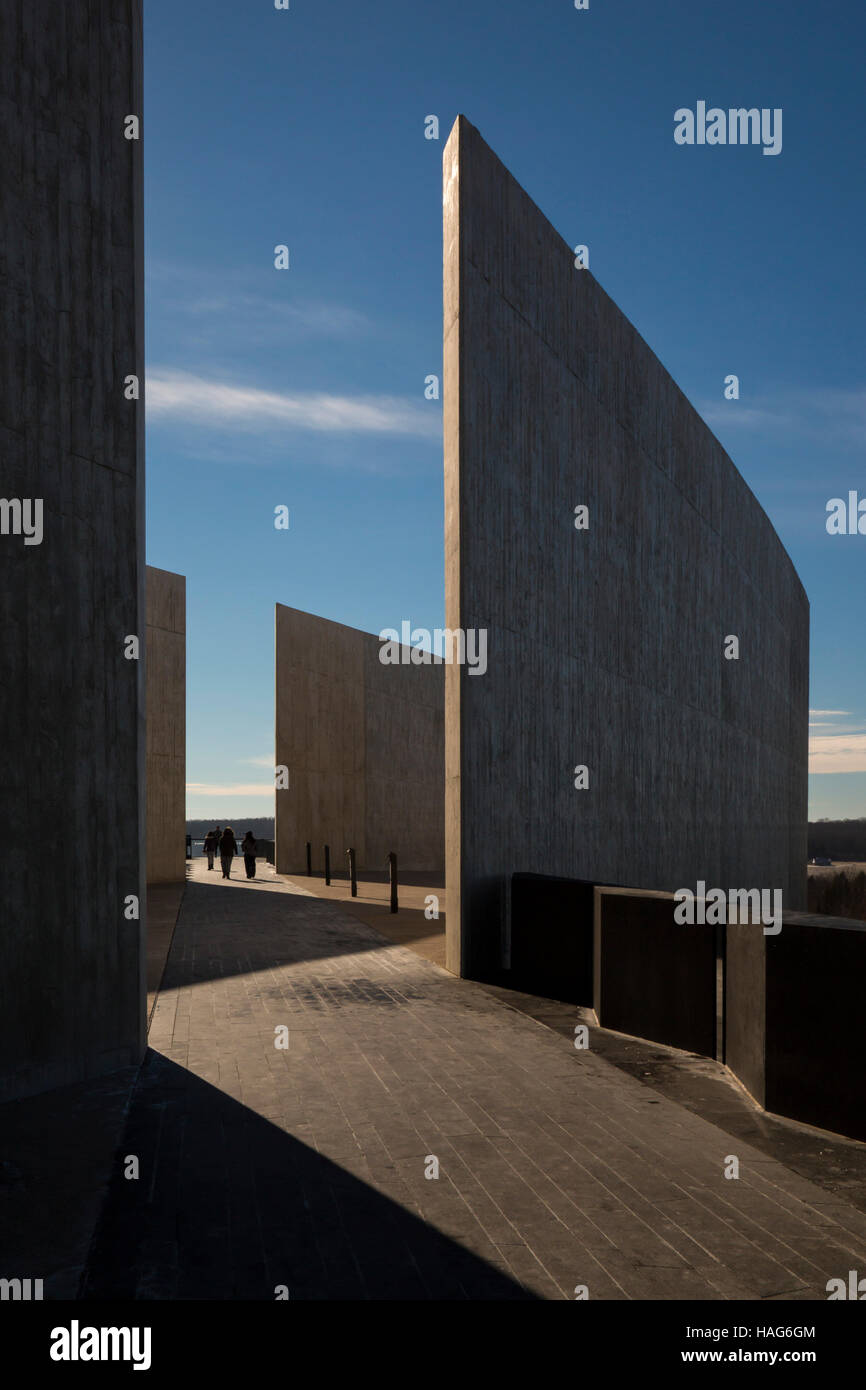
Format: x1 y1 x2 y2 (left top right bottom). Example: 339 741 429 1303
146 566 186 884
275 604 444 875
443 116 809 979
724 919 767 1107
590 892 865 1142
593 888 720 1058
731 912 866 1141
0 1 145 1100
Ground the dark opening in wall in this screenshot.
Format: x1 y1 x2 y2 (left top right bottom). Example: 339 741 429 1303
509 873 595 1005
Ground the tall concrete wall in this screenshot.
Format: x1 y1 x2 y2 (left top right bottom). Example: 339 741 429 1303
275 604 444 875
146 566 186 884
443 117 809 978
0 2 146 1099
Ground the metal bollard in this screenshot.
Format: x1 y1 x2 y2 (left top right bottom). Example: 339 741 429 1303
324 844 330 886
347 847 357 898
388 851 398 914
305 841 312 877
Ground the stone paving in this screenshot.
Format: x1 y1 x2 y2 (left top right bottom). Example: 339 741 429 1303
82 857 866 1300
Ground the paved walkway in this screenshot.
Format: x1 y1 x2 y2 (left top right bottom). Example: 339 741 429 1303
82 857 866 1300
279 868 447 966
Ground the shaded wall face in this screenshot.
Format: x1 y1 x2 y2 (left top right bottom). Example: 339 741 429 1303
0 2 145 1100
593 889 719 1059
443 117 809 979
763 915 866 1142
275 605 445 875
146 568 186 884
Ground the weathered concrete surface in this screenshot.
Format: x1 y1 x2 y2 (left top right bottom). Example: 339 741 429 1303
275 604 444 875
146 881 184 1028
593 888 719 1058
728 912 866 1142
585 886 864 1144
443 117 809 979
0 1 145 1100
725 919 767 1107
146 566 185 884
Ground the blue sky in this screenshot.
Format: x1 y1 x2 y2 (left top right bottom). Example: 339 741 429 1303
143 0 866 823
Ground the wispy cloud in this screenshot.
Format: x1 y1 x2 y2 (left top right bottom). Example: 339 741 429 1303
182 292 369 341
237 756 274 767
809 732 866 775
148 262 372 346
147 368 440 440
700 404 790 431
808 707 866 772
186 781 274 797
699 386 866 451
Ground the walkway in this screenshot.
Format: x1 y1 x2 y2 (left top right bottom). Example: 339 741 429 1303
82 857 866 1300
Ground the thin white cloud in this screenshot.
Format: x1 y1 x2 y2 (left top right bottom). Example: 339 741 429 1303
186 781 274 796
237 756 274 767
698 386 866 450
809 709 851 717
700 404 788 430
147 368 440 440
809 732 866 774
810 387 866 447
182 293 369 338
148 262 373 344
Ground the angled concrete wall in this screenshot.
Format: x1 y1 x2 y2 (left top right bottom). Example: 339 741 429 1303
443 117 809 978
146 566 186 884
275 605 444 876
0 1 145 1100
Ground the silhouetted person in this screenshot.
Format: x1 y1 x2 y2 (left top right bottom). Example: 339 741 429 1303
242 831 257 879
203 829 217 870
219 826 237 879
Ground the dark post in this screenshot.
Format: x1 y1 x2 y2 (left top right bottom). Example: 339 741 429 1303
347 848 357 897
388 851 398 914
324 844 331 886
305 841 312 876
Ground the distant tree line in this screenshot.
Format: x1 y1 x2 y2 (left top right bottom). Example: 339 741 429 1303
186 816 274 839
808 818 866 861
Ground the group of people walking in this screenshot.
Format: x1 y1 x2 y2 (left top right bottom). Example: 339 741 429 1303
202 826 259 880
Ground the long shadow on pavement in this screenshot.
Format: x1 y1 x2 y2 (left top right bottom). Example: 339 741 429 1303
155 879 394 994
80 1050 536 1301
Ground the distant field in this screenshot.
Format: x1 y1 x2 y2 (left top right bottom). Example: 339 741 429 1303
807 860 866 874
